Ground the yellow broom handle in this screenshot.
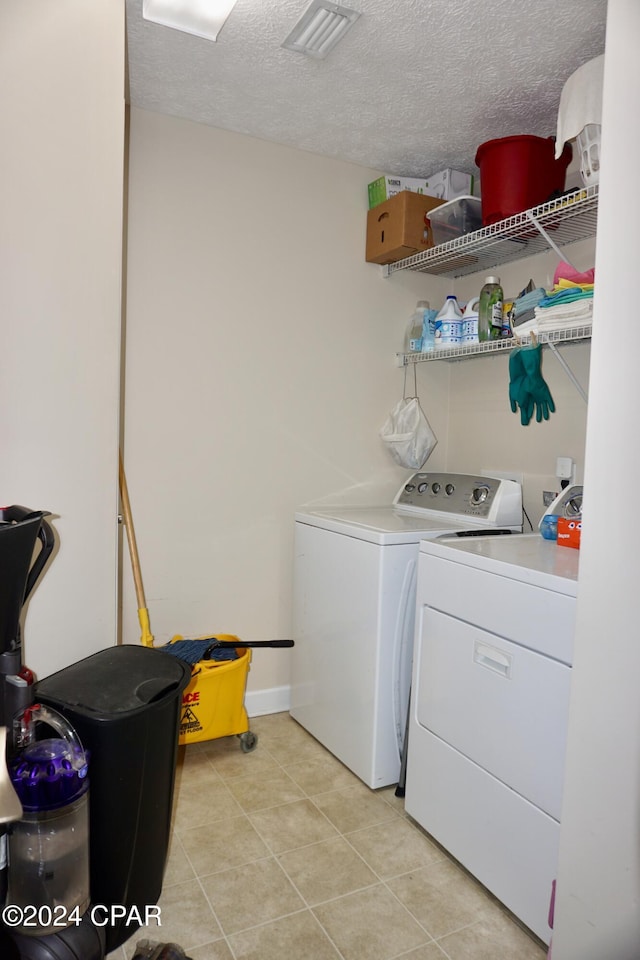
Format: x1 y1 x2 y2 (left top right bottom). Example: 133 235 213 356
118 452 148 615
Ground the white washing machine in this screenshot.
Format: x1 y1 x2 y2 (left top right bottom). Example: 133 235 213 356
405 533 580 944
290 472 522 789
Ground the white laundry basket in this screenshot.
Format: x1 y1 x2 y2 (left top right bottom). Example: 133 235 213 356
576 123 601 187
555 54 604 188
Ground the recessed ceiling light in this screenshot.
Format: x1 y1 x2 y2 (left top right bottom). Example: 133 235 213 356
282 0 361 60
142 0 238 42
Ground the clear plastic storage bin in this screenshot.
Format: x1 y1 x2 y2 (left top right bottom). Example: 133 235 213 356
429 196 482 246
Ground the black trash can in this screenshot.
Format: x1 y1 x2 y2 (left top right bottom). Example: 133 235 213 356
36 645 191 954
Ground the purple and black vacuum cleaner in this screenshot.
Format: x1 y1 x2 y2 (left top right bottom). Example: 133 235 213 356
0 506 190 959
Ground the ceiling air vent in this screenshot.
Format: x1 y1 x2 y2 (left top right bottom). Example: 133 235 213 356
282 1 361 60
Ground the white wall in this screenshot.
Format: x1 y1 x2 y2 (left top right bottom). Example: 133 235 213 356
125 109 593 706
123 109 451 702
552 1 640 956
0 0 125 679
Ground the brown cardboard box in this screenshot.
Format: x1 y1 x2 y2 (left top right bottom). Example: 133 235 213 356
365 191 445 264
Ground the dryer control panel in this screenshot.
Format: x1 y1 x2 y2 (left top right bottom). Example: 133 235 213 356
394 472 522 526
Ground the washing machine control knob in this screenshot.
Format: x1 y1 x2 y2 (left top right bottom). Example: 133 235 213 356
471 485 490 506
431 482 441 494
417 482 428 493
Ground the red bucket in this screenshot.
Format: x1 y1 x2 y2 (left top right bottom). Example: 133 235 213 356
475 135 572 226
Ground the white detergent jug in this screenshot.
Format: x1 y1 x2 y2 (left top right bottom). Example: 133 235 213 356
462 296 480 343
434 296 463 347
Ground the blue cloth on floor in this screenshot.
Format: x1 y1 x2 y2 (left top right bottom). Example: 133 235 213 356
160 639 239 665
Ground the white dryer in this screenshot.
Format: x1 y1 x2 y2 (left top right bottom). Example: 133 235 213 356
290 473 522 789
405 533 580 944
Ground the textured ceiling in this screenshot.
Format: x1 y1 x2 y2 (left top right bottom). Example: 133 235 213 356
125 0 607 177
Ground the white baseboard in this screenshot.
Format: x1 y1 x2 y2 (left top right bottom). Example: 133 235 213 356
246 684 291 717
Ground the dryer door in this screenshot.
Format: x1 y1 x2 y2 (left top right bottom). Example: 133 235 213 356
415 606 571 820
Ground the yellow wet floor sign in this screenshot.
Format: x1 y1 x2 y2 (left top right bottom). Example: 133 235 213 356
180 692 203 738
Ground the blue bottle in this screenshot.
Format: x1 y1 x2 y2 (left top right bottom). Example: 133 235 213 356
421 308 438 351
404 301 430 353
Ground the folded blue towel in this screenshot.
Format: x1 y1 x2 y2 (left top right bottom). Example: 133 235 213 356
538 288 594 308
512 287 546 319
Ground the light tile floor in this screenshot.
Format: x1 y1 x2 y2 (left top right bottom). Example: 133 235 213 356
106 712 547 960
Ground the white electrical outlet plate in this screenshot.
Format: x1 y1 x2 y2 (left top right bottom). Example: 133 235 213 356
481 469 524 487
556 457 574 481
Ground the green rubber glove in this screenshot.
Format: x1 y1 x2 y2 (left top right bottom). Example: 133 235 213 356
520 344 555 422
508 348 534 425
508 349 523 413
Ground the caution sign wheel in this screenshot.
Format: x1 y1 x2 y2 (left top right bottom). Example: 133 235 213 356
239 731 258 753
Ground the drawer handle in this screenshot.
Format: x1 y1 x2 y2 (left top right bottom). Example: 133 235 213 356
473 640 512 679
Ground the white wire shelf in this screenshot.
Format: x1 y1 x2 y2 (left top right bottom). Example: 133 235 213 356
397 323 592 364
384 186 599 279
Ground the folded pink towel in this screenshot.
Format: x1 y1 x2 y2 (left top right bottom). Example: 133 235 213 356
553 260 595 286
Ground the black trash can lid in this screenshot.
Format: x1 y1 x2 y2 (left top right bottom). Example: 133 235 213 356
36 645 191 717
